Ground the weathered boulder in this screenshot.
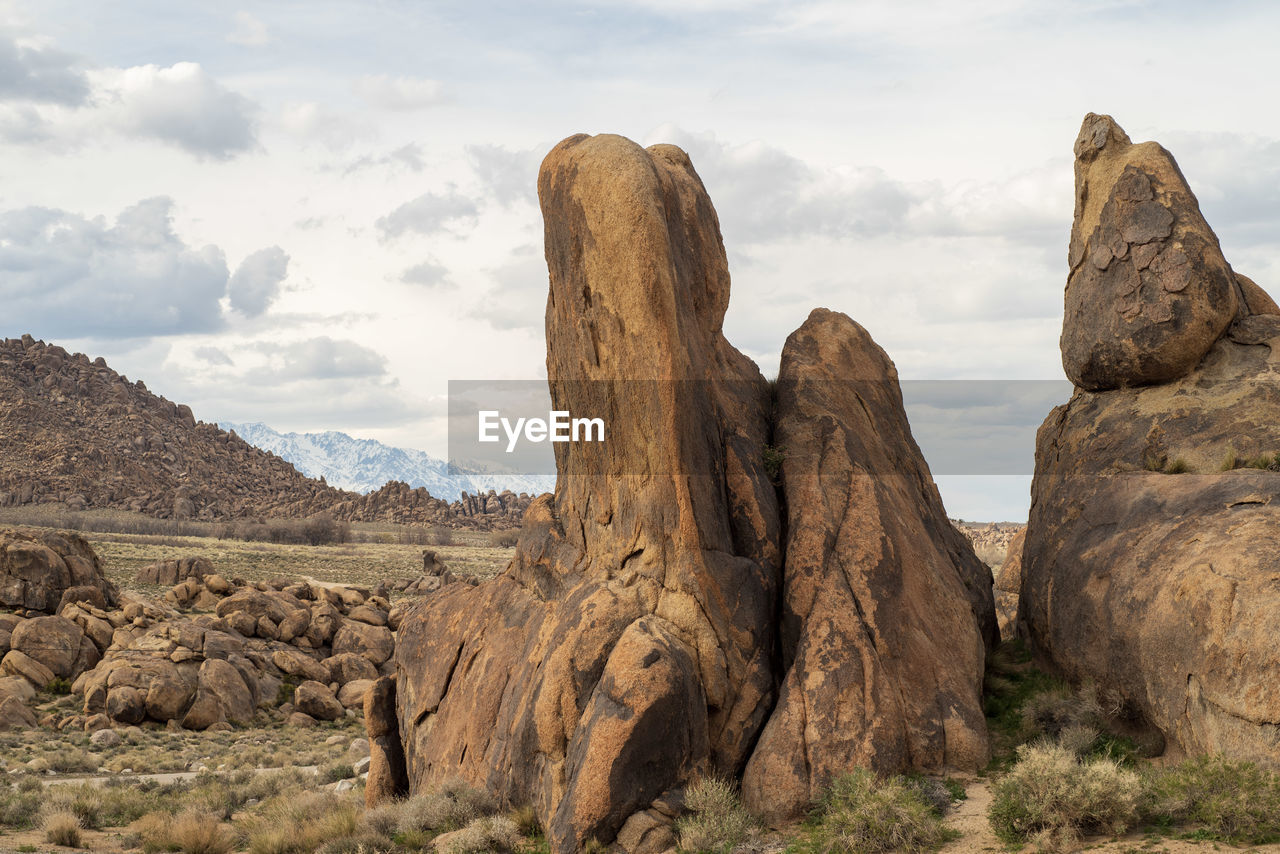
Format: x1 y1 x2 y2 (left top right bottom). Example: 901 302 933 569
387 134 782 854
295 680 343 721
325 652 378 686
332 621 393 666
1062 114 1243 390
740 309 995 823
0 650 52 689
11 615 86 679
0 530 117 613
365 676 408 808
0 695 36 729
135 557 213 586
1022 114 1280 764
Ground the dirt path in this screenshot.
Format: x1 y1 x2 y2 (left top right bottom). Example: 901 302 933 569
39 764 319 788
942 778 1280 853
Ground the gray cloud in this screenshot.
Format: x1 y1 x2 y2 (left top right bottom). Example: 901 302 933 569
0 35 89 105
111 62 257 159
0 197 229 339
194 345 234 366
250 336 388 381
376 189 479 239
227 11 271 47
466 143 541 206
228 246 289 316
401 257 452 288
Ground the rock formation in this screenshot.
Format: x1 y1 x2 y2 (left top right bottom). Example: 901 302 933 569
1021 114 1280 763
0 530 117 614
740 309 994 823
381 135 995 853
993 529 1024 641
1062 114 1240 390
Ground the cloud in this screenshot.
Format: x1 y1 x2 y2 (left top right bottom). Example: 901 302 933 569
0 34 89 105
340 143 427 175
251 336 388 381
469 245 546 331
102 62 258 159
353 74 445 110
0 197 230 339
277 101 361 148
466 143 542 206
194 345 234 366
227 11 270 47
376 189 479 239
401 257 452 288
228 246 289 316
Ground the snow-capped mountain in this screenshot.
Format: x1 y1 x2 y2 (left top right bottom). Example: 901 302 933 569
219 422 555 500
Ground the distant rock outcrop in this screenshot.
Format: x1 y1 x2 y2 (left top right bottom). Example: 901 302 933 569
0 336 534 528
379 135 995 853
1021 114 1280 763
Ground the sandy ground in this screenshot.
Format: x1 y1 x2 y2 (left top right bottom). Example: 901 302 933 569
940 778 1280 854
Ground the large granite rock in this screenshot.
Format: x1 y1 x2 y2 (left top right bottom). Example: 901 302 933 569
0 530 117 613
1022 114 1280 763
389 134 782 854
1062 114 1243 390
383 133 998 853
740 309 995 823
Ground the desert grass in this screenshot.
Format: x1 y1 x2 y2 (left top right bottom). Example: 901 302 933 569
675 777 756 854
244 789 363 854
792 768 955 854
133 808 234 854
41 809 83 847
1140 755 1280 844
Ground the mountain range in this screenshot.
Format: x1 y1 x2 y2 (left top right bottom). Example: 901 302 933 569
219 421 555 500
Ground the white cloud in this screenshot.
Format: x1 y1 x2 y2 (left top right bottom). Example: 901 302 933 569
376 189 479 239
0 34 88 105
0 197 229 338
101 62 258 159
469 245 546 331
250 336 387 381
194 345 234 366
227 11 270 47
353 74 444 110
228 246 290 317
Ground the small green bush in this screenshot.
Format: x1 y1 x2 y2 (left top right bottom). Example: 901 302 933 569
795 768 953 854
675 777 755 854
987 741 1140 848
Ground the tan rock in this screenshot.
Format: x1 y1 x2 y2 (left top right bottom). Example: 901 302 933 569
1 649 53 688
324 652 378 686
740 309 993 823
332 621 394 666
0 530 116 614
364 676 408 807
1062 114 1241 390
197 658 254 724
994 529 1025 641
0 695 35 729
337 678 373 709
272 648 328 683
294 681 343 721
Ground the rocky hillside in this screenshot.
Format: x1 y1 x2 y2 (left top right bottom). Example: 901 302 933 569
0 335 536 528
221 421 555 499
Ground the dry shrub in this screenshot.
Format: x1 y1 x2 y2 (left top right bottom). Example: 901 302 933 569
676 777 755 854
246 789 362 854
987 741 1140 849
1021 685 1102 741
42 809 82 847
796 768 951 854
438 815 523 854
488 530 519 549
395 778 497 835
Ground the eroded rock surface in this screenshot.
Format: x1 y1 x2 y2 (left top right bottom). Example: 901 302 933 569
1022 114 1280 763
387 135 996 852
740 309 994 823
0 529 118 613
391 134 782 854
1062 114 1242 390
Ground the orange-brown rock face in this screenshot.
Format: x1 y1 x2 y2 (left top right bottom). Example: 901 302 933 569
1062 114 1241 390
740 309 995 824
1023 114 1280 764
391 134 781 853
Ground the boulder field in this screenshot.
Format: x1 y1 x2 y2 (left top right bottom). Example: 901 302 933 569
371 134 996 853
1019 115 1280 763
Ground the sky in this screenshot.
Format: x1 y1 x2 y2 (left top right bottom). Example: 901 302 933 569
3 1 1280 521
